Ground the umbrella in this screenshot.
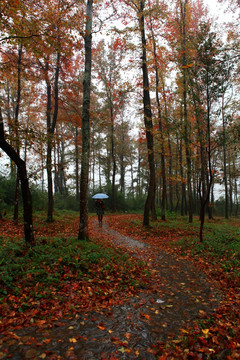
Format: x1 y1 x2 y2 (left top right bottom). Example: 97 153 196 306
92 193 109 199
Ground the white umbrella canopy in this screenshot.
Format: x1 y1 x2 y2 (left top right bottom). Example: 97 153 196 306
92 193 109 199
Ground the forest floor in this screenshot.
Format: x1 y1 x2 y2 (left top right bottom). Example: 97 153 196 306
0 213 240 359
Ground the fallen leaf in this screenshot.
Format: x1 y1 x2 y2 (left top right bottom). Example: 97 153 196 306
39 354 47 359
69 338 77 343
98 325 106 331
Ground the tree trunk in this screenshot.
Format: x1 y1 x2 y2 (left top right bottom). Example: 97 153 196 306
222 95 228 219
46 75 54 222
13 43 23 221
0 108 34 245
138 0 156 226
110 106 117 212
46 51 60 222
151 25 166 220
78 0 93 240
181 0 193 223
75 126 80 201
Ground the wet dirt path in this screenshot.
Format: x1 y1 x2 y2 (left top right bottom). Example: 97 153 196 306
0 220 221 360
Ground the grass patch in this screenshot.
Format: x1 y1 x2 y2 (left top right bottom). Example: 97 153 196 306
159 218 240 279
115 213 240 280
0 233 149 306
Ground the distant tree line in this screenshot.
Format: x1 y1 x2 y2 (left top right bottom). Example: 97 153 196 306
0 0 239 243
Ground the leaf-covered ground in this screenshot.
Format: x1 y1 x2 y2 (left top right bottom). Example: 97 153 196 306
104 214 240 359
0 214 151 330
0 213 239 359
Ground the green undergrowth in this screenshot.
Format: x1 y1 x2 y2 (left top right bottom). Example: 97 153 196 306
126 214 240 279
0 235 148 302
161 219 240 279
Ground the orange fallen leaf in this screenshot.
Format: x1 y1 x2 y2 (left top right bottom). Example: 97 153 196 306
98 325 106 331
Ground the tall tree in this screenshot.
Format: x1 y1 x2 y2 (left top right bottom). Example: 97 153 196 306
78 0 93 240
149 12 168 220
180 0 193 223
93 38 127 211
0 107 34 245
191 23 227 240
138 0 157 225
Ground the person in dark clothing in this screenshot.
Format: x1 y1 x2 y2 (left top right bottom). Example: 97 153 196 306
95 199 104 226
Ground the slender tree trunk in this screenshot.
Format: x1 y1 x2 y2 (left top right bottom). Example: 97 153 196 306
234 178 238 216
151 27 166 220
13 43 23 221
222 95 228 219
138 0 156 225
167 131 173 212
179 135 186 216
119 125 125 195
91 135 95 193
6 82 15 175
229 164 233 216
46 51 60 222
41 153 45 192
75 126 80 201
181 0 192 223
199 80 214 241
46 76 54 222
98 153 102 190
110 106 117 212
0 108 34 245
78 0 93 240
120 153 125 194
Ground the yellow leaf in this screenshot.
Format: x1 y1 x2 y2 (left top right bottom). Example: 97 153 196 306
39 354 46 359
202 329 210 335
69 338 77 343
118 347 126 353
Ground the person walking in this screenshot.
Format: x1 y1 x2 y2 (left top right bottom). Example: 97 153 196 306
95 199 105 226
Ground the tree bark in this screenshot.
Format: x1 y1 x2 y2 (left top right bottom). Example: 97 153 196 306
138 0 156 226
222 94 228 219
181 0 193 223
78 0 93 240
75 126 80 201
0 108 34 245
46 51 60 222
110 107 117 212
13 43 23 221
150 21 166 221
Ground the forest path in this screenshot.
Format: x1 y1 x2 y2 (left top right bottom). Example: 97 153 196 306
0 217 221 360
